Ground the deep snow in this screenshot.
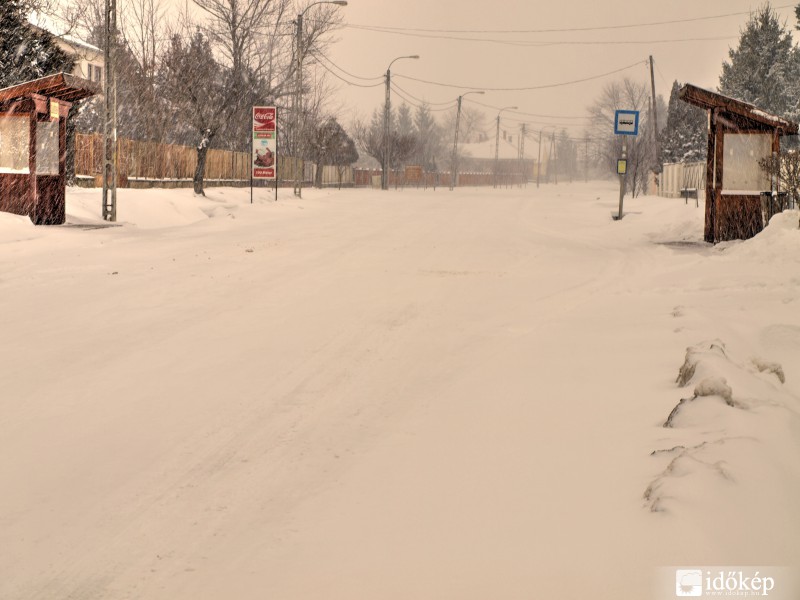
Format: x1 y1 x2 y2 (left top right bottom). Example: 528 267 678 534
1 182 798 599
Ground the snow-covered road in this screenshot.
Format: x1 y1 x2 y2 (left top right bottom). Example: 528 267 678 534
2 182 799 599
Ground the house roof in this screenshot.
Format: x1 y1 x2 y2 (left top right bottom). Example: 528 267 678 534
27 17 102 54
0 72 101 105
679 83 798 134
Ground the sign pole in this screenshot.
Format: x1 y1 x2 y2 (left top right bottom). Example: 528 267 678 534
613 109 639 221
252 105 278 200
250 129 253 204
617 138 626 220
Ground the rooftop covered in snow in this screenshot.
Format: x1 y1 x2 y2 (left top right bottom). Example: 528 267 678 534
679 83 798 134
0 72 101 106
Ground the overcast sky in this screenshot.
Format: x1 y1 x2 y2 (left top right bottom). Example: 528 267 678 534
320 1 799 136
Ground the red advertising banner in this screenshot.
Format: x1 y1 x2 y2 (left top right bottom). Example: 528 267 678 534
252 106 277 180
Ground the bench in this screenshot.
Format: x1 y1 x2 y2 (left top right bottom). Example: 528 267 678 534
681 187 699 206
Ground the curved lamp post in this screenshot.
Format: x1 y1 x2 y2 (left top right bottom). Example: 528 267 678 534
382 54 419 190
494 105 517 189
450 90 484 191
294 0 347 198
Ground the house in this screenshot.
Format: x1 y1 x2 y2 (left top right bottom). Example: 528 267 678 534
27 18 105 87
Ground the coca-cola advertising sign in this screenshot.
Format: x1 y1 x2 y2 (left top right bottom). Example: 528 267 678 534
252 106 277 180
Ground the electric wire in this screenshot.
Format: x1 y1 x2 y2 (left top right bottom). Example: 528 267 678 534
316 57 384 88
462 96 590 120
389 81 459 107
344 26 736 47
343 5 795 34
393 59 646 91
389 83 457 112
316 53 384 81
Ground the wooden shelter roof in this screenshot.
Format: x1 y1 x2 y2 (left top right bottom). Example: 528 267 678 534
679 83 798 135
0 72 100 106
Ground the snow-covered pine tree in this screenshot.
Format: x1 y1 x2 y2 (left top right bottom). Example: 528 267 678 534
0 0 75 88
660 80 707 164
413 102 443 172
719 4 800 121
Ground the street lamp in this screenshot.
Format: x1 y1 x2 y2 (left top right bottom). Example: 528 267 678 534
294 0 347 198
382 54 419 191
494 105 517 189
536 125 557 188
450 90 484 191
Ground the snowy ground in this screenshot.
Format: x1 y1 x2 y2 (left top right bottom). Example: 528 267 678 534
1 181 799 599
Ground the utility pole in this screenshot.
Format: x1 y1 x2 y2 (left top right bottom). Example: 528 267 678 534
519 123 526 187
649 55 660 164
494 106 517 189
450 95 463 191
382 55 419 191
383 67 391 190
584 136 589 183
294 12 303 197
450 90 484 190
102 0 117 221
294 2 347 198
494 113 500 189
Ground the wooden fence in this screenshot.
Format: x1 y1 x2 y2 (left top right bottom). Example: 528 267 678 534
74 133 524 189
74 133 302 186
660 161 706 200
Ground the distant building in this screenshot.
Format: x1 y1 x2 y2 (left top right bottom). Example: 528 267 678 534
27 20 104 87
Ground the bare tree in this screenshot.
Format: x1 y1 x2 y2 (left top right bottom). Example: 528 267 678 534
126 0 164 80
586 77 658 197
169 0 343 192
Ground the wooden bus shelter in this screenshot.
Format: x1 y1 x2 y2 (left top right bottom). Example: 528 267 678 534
0 73 99 225
679 83 798 243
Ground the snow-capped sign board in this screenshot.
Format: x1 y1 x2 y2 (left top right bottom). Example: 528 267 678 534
252 106 277 180
614 110 640 136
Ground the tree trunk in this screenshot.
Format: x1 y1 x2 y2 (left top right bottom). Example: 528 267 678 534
65 103 79 186
314 160 324 188
194 129 213 195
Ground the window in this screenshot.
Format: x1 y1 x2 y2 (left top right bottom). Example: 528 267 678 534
94 65 103 83
0 117 30 174
722 133 771 193
36 120 59 176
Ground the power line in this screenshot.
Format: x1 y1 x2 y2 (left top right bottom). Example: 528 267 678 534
393 60 647 91
344 26 736 47
343 5 795 34
389 84 456 112
316 53 384 81
463 96 590 120
316 58 384 88
389 81 459 107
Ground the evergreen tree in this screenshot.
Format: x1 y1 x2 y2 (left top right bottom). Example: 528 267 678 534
660 80 707 164
354 106 414 173
413 102 442 171
396 103 414 135
720 4 800 120
0 0 75 88
556 129 578 182
159 30 256 194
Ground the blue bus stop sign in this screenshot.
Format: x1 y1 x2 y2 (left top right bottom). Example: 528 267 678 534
614 110 640 135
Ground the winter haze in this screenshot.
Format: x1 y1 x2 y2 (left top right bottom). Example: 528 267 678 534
322 0 797 131
3 0 800 598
